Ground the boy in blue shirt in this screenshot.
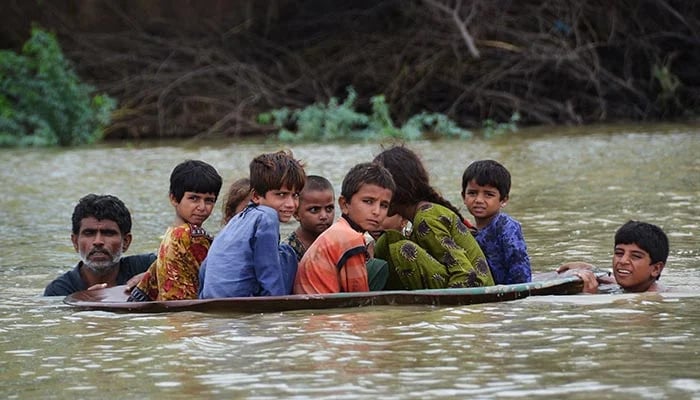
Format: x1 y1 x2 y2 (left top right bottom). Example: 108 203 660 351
199 150 306 298
461 160 531 285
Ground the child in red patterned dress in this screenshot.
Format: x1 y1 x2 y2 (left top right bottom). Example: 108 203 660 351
128 159 222 301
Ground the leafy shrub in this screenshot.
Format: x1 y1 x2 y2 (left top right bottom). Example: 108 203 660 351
0 27 116 147
481 112 521 138
258 86 472 142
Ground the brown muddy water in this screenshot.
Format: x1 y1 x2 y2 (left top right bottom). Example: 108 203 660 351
1 124 698 399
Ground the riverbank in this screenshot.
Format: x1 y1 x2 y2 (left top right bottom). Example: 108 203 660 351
3 1 698 142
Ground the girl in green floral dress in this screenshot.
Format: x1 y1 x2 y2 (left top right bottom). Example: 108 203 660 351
373 145 494 290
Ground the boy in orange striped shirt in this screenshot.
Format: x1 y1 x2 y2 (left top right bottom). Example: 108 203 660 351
293 162 395 294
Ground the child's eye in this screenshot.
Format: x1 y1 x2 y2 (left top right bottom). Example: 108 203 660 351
309 207 320 213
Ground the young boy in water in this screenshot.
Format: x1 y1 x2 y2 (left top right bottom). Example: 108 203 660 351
128 160 222 301
293 162 395 294
199 150 306 298
461 160 531 285
558 220 669 293
285 175 336 261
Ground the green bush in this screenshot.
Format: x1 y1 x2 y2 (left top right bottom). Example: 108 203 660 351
481 112 521 138
258 86 472 142
0 27 116 147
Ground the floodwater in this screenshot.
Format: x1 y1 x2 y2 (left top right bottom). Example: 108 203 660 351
1 124 698 399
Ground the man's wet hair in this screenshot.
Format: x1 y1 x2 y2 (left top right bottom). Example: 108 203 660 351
72 194 132 235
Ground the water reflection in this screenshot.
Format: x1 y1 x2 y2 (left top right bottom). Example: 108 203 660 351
1 126 699 398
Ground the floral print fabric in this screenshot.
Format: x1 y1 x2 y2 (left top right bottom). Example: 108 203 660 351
374 203 494 290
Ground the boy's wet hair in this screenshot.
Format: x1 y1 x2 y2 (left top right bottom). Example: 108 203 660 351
302 175 334 196
221 177 251 225
341 162 395 201
615 220 669 266
170 160 223 202
373 145 464 220
250 150 306 196
461 160 511 200
72 194 132 235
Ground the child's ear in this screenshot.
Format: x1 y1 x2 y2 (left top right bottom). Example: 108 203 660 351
169 193 179 207
651 261 665 279
250 189 263 205
500 195 509 208
338 195 349 214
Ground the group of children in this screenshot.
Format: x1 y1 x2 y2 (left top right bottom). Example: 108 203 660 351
126 144 668 302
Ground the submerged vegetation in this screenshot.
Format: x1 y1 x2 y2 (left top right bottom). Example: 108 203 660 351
0 27 115 147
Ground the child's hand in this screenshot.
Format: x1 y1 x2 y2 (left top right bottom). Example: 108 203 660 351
364 232 376 258
124 272 146 293
571 269 600 294
366 241 375 258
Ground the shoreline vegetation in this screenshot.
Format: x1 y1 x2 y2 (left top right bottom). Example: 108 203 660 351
0 1 698 147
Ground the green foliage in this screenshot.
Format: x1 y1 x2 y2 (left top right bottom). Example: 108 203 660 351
481 112 520 139
258 86 472 142
0 27 116 147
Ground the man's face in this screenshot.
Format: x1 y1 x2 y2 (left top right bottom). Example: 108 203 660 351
71 217 131 275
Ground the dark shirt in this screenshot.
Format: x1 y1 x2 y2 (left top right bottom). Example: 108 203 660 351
43 253 156 296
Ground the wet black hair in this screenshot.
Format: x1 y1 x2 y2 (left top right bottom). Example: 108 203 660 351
340 162 395 201
250 150 306 196
615 220 669 265
72 194 132 235
169 160 223 202
221 177 251 225
461 159 511 200
373 145 465 220
303 175 334 194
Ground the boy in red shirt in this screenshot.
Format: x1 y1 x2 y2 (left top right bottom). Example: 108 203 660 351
294 162 395 294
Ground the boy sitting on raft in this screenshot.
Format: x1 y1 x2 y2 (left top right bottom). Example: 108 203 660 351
293 162 395 294
199 150 306 298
